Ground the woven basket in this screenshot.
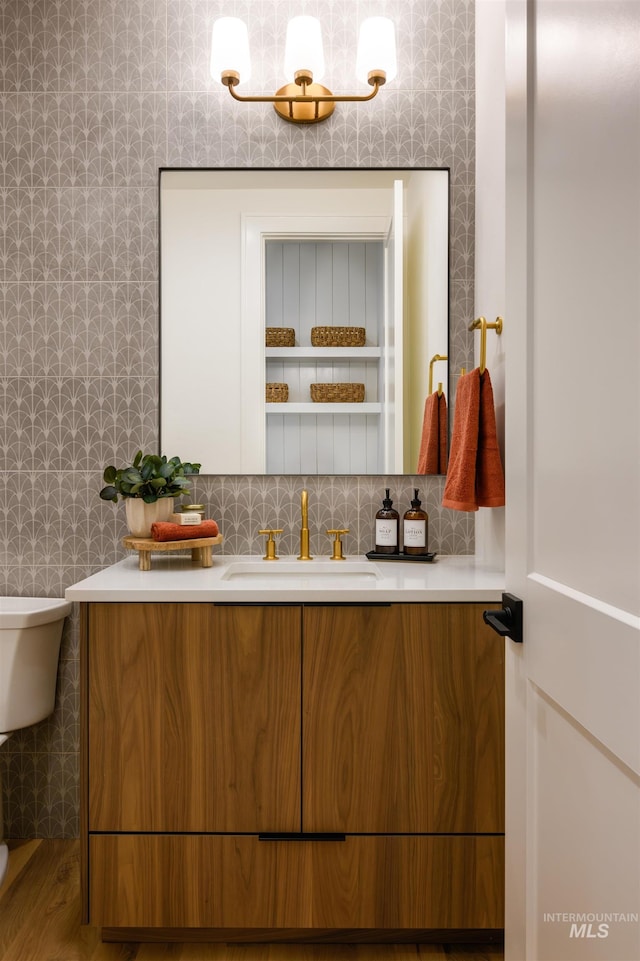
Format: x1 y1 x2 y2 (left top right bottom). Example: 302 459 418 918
266 327 295 347
310 383 365 403
311 326 366 347
266 382 289 402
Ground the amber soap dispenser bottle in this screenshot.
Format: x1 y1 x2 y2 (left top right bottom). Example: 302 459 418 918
375 489 400 554
402 489 429 555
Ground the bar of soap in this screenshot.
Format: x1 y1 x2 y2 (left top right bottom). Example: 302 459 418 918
170 512 202 525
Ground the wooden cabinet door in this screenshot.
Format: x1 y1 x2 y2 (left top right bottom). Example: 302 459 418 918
303 603 504 834
89 603 301 833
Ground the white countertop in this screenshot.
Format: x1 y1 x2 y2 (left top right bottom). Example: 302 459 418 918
65 554 505 603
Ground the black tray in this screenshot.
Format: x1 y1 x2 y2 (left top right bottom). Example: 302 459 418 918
365 550 437 563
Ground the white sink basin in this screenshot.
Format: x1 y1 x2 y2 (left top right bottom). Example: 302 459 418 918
221 560 381 585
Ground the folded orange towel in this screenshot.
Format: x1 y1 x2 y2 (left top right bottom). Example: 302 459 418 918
442 368 504 511
417 391 449 475
150 519 220 541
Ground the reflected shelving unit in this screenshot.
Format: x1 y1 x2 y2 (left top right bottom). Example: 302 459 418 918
264 240 390 474
266 347 382 415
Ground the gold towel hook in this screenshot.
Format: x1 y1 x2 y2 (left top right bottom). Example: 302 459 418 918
468 316 503 374
428 353 448 395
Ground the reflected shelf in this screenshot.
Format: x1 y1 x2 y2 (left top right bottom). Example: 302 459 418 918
266 402 382 414
266 347 382 360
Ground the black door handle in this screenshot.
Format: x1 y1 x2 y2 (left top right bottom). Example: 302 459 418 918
483 592 523 643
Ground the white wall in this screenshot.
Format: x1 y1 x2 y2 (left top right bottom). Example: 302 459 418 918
405 171 449 470
474 0 506 570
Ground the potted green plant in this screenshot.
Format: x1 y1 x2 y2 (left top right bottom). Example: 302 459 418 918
99 450 201 537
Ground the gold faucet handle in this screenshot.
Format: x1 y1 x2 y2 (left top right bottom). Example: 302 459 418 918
326 528 349 561
258 529 283 561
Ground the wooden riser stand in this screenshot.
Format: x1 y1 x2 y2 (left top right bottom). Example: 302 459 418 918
122 534 224 571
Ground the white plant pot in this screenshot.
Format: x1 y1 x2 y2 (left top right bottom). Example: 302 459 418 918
125 497 174 537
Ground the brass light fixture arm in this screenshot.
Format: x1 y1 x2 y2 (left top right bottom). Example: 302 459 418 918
222 69 385 124
225 80 382 104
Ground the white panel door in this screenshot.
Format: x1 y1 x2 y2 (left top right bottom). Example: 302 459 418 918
503 3 640 960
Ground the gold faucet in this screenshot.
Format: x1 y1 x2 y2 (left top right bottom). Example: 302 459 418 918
297 489 313 560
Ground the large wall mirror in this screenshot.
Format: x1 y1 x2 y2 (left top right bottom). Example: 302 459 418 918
160 168 449 475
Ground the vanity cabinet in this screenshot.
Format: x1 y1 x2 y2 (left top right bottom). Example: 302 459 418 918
83 601 504 940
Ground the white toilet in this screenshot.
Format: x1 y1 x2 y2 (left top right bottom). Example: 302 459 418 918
0 597 72 887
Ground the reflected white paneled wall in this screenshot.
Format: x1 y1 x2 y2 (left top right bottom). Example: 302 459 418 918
265 241 383 345
266 414 382 474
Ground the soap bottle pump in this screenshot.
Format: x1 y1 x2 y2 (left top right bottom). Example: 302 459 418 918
402 489 429 555
375 489 399 555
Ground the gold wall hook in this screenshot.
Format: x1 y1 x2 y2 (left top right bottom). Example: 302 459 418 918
468 316 503 374
258 528 283 560
326 528 349 560
428 353 448 395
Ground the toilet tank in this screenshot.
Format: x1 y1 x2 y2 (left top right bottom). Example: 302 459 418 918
0 598 72 733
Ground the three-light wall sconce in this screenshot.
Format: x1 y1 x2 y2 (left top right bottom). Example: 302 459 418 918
210 15 397 124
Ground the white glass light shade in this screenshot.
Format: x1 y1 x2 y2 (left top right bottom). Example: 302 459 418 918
210 17 251 85
284 16 325 82
356 17 397 84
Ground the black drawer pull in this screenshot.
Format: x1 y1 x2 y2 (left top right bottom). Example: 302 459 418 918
258 832 346 842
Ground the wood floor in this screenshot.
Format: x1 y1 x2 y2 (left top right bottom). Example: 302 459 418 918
0 840 504 961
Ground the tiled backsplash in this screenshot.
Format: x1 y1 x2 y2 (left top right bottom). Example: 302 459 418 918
194 475 474 558
0 0 475 838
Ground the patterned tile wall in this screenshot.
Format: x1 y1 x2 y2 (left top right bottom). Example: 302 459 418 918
0 0 475 838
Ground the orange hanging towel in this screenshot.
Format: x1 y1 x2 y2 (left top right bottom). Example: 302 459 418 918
442 368 504 511
417 393 440 474
476 368 505 507
438 391 448 474
442 370 481 510
417 391 448 474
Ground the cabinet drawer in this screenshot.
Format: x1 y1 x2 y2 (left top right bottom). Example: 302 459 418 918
90 834 504 930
